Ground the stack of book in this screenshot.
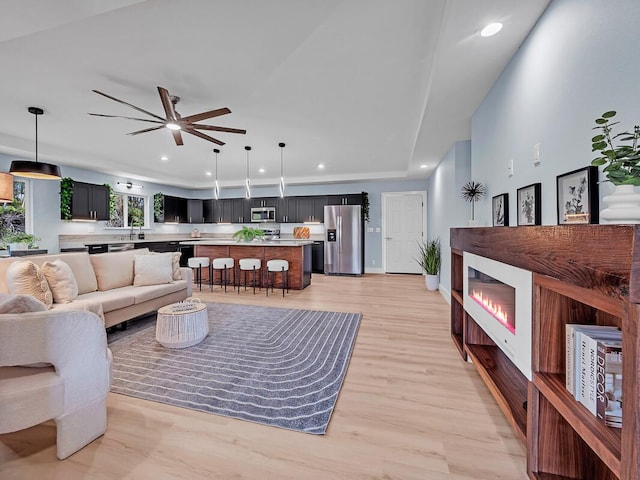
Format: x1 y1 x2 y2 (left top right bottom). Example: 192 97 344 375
566 324 622 428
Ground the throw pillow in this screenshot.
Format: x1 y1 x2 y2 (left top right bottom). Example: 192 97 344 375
41 259 79 303
133 253 174 286
6 261 53 308
150 251 182 280
0 292 48 313
90 248 149 290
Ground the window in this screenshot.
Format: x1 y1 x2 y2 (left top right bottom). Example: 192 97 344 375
0 180 27 238
107 193 149 228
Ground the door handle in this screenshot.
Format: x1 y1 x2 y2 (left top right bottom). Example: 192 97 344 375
384 237 392 240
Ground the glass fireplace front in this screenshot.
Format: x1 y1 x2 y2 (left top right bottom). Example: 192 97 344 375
467 266 516 334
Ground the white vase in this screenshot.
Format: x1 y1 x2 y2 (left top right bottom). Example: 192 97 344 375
600 185 640 224
425 274 439 291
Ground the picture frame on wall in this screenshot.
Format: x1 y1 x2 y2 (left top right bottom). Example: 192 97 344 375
556 166 599 224
492 193 509 226
517 183 541 226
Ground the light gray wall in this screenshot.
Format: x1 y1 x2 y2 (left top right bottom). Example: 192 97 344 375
471 0 640 226
0 153 426 269
427 140 471 298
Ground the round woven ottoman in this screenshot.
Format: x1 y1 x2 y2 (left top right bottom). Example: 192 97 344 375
156 300 209 348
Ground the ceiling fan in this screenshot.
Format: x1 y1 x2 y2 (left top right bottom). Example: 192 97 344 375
89 86 246 146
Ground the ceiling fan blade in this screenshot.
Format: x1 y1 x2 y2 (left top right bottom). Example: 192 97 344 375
181 107 231 124
191 124 247 134
157 86 177 122
127 126 165 135
92 90 165 121
88 113 164 124
172 129 184 146
184 128 225 146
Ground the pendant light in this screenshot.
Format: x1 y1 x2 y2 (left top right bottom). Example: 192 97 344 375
213 148 220 200
10 107 62 180
0 173 13 203
279 142 286 198
244 146 252 199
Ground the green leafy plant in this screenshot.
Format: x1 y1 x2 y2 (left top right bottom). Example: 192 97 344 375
1 232 40 249
461 181 486 220
60 177 73 220
232 225 265 242
415 238 440 275
105 183 115 220
591 110 640 185
361 191 370 223
153 193 164 222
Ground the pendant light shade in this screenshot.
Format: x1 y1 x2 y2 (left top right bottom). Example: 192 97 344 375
244 146 251 199
279 142 286 198
213 148 220 200
10 107 61 180
0 173 14 203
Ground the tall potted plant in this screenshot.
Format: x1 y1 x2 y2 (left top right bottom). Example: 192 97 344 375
416 238 440 291
591 110 640 223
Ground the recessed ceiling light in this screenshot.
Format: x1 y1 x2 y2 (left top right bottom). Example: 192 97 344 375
165 122 181 131
258 168 265 174
160 156 168 161
205 171 212 176
481 22 503 37
420 164 428 169
317 163 325 169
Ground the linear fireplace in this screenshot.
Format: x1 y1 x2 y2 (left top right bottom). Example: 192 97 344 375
463 252 533 380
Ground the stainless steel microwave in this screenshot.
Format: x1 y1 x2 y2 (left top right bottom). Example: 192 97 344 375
251 207 276 222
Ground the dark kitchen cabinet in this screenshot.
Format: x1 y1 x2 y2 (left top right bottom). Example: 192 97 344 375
311 241 324 273
215 199 233 223
187 199 204 223
66 181 110 221
203 199 215 223
277 197 298 223
162 195 187 223
232 198 251 223
326 193 362 206
297 196 326 223
251 197 278 208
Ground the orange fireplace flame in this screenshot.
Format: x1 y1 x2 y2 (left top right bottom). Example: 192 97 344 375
471 289 515 333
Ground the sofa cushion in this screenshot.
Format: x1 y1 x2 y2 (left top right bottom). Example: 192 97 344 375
75 288 135 313
50 299 105 322
41 260 78 304
29 253 98 295
150 251 182 280
0 293 48 313
0 258 22 294
90 248 150 291
131 279 188 304
6 261 53 308
134 253 174 286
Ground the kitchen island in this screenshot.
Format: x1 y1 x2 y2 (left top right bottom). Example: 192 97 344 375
180 240 313 290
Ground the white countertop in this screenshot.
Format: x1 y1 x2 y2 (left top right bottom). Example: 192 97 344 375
180 240 314 246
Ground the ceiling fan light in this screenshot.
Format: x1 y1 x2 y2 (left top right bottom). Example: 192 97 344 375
165 122 181 131
480 22 503 37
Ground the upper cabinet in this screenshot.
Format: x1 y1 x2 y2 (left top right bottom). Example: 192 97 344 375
297 196 326 223
187 199 204 224
162 195 187 223
277 197 297 223
326 193 363 206
64 181 110 221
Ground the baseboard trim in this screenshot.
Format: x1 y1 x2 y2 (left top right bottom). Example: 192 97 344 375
364 267 385 274
439 284 451 305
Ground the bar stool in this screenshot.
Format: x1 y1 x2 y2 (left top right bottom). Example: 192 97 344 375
188 257 211 291
238 258 261 295
212 257 235 292
266 259 289 297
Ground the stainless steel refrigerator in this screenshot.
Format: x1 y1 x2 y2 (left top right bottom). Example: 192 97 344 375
324 205 363 275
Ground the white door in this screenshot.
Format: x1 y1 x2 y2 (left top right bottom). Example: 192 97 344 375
383 192 425 274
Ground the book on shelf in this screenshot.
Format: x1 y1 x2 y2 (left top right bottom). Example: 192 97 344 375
579 331 621 415
565 324 620 397
596 340 622 428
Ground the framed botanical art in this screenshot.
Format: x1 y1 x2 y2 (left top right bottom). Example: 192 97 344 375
517 183 541 226
556 166 599 224
492 193 509 226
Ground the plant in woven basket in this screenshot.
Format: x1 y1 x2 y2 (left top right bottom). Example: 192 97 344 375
461 181 486 221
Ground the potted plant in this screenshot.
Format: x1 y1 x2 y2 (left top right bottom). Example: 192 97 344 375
2 232 40 251
232 225 265 242
416 238 440 291
461 181 486 225
591 110 640 223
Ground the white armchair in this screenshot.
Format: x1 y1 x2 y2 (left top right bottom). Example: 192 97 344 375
0 309 112 459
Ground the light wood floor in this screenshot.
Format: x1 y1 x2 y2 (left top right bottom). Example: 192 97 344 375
0 274 527 479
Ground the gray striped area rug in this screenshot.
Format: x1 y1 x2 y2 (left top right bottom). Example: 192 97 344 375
109 303 361 434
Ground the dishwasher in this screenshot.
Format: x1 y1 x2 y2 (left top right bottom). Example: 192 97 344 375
107 243 135 252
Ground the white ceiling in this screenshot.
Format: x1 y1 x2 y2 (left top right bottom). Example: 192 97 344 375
0 0 550 189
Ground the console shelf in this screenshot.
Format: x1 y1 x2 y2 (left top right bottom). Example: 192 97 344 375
450 226 640 480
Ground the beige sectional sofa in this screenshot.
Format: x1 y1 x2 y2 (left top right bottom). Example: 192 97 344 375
0 249 192 328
